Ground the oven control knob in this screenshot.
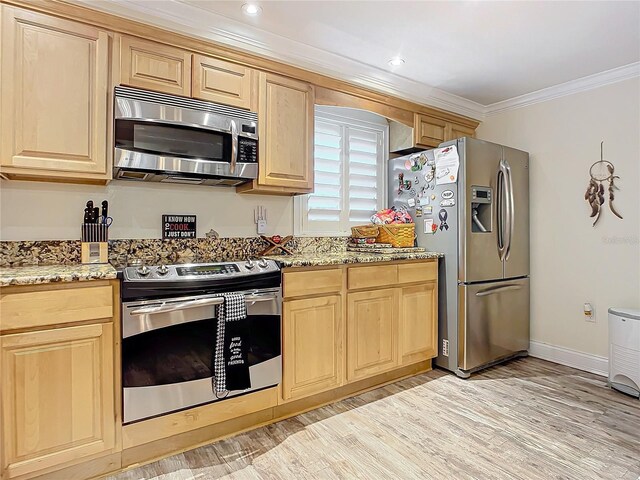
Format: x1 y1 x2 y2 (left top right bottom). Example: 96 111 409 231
258 259 268 269
244 259 255 270
157 264 169 276
136 265 151 276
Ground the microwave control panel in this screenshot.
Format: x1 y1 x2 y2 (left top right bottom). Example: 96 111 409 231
238 138 258 163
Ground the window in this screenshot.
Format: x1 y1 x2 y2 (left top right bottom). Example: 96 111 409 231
295 108 388 235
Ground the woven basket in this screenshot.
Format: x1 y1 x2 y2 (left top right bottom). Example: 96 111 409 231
376 223 415 247
351 224 379 239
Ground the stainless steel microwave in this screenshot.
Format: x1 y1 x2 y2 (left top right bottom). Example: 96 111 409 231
113 86 258 186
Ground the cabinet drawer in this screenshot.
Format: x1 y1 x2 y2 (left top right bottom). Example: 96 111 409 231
0 284 113 332
284 268 342 298
398 261 438 284
347 264 398 290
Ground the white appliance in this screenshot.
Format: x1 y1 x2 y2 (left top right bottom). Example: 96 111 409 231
608 307 640 398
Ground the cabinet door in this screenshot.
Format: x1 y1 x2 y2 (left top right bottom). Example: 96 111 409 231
414 114 448 148
1 324 116 479
0 6 109 178
193 54 254 109
120 36 191 96
347 288 399 381
446 123 476 141
399 283 438 365
258 72 314 190
282 295 343 401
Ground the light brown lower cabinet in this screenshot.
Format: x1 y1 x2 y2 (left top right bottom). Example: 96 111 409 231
347 288 400 381
399 283 438 365
282 295 343 401
282 260 438 397
1 323 116 479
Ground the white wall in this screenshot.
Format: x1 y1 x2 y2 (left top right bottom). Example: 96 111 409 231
0 180 294 240
477 78 640 358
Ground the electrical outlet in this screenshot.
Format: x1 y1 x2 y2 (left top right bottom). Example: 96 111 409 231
584 303 595 322
442 339 449 357
257 219 267 235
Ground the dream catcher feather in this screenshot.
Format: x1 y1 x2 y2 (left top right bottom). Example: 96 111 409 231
585 142 622 226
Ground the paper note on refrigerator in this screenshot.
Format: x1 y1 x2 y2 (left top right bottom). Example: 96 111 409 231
434 145 460 185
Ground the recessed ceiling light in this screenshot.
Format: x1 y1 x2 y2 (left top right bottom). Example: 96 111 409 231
242 3 262 16
388 57 405 67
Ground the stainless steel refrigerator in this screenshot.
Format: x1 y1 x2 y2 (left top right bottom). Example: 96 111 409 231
388 137 530 377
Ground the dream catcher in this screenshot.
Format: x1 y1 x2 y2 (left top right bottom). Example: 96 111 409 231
585 141 622 226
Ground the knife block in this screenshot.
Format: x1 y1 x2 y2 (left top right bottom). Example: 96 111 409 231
81 242 108 264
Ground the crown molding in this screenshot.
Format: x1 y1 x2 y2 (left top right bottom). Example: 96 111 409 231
67 0 640 120
484 62 640 116
72 0 485 120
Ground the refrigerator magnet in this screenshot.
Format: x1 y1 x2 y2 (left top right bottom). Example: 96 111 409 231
407 198 416 208
424 218 434 234
416 207 423 217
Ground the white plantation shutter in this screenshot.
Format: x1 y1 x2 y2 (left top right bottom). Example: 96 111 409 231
347 127 380 224
297 110 387 235
308 120 343 223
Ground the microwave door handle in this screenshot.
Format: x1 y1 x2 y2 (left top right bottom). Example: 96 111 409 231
230 120 238 174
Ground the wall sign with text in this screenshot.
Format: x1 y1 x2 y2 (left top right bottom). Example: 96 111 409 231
163 215 196 239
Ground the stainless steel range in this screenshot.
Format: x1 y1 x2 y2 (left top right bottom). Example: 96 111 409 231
120 259 281 424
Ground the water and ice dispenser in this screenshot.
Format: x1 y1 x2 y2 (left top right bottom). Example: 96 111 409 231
471 186 492 233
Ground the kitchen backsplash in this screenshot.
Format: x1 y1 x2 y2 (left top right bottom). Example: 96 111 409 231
0 237 350 267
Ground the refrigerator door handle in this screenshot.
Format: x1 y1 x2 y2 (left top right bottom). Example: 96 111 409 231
475 284 522 297
504 159 515 261
496 160 508 261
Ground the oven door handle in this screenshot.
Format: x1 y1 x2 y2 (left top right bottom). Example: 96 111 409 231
129 297 224 316
129 294 276 316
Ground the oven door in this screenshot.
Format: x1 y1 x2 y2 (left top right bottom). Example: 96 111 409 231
121 289 281 424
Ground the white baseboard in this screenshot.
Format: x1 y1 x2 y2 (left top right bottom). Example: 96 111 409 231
529 341 609 377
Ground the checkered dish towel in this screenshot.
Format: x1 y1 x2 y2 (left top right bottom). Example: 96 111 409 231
213 293 251 394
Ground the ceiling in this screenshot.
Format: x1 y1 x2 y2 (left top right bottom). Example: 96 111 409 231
76 0 640 117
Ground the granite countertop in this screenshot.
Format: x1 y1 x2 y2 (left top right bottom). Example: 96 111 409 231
0 264 118 287
266 251 443 268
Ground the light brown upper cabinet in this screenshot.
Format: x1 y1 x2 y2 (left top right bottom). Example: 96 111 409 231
0 6 110 182
238 72 314 194
414 113 477 148
192 54 255 109
120 36 191 97
414 114 448 148
447 123 476 141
